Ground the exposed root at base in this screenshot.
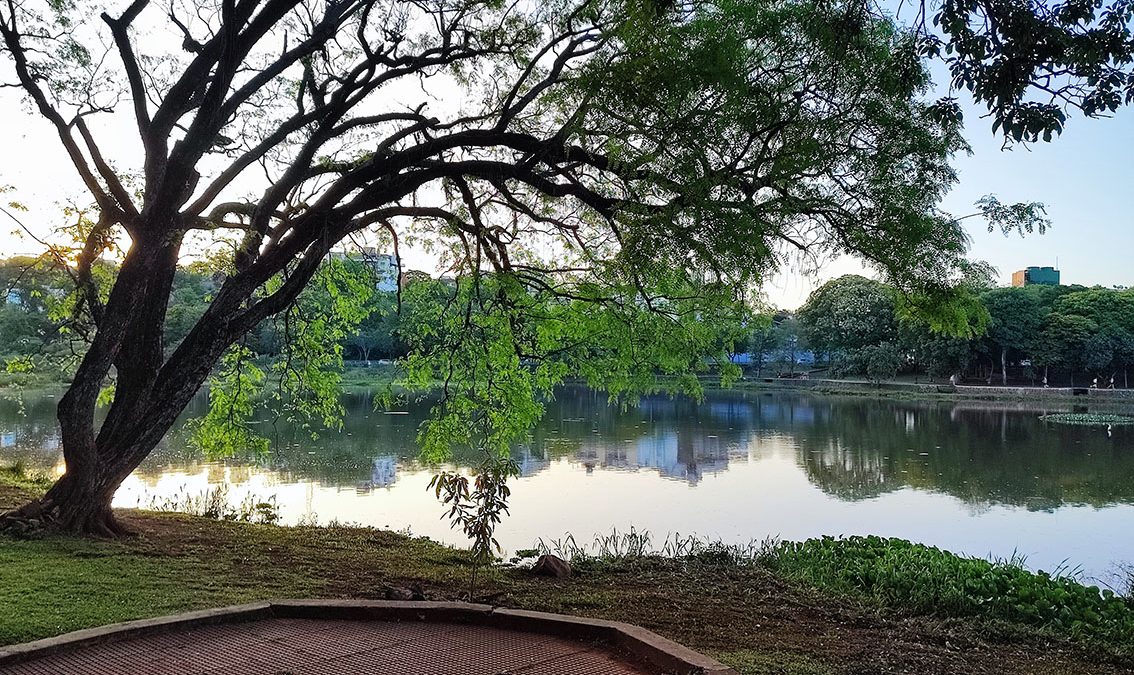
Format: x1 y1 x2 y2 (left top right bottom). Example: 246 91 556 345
0 500 136 539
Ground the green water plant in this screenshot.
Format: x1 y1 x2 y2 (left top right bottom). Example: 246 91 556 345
763 536 1134 648
1039 413 1134 427
534 530 1134 652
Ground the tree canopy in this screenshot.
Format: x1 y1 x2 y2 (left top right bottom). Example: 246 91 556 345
798 275 897 355
0 0 1125 534
922 0 1134 142
783 274 1134 386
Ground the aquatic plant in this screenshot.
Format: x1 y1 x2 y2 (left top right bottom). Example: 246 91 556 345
1038 413 1134 427
535 530 1134 652
147 486 280 525
536 528 772 565
764 535 1134 647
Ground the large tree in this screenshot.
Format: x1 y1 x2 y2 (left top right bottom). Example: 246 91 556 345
0 0 1110 534
981 287 1044 385
1054 288 1134 385
798 275 898 359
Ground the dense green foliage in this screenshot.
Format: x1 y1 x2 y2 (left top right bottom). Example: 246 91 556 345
539 526 1134 655
0 256 406 377
785 274 1134 385
765 536 1134 648
0 257 73 369
925 0 1134 142
798 276 897 357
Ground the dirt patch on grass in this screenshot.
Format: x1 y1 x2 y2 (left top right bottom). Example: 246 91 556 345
31 511 1113 675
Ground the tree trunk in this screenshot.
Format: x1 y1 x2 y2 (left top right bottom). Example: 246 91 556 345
2 459 134 536
1001 347 1008 386
42 472 127 535
1 243 187 534
2 234 332 536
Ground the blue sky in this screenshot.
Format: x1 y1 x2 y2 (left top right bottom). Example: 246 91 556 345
765 64 1134 308
942 98 1133 289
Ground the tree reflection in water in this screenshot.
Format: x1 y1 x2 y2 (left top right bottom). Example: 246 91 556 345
1 388 1132 511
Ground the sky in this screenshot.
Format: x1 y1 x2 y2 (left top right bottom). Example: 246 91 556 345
760 90 1134 308
1 28 1131 310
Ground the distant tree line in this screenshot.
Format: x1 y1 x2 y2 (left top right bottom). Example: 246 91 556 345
755 275 1134 387
11 257 1130 389
0 256 412 371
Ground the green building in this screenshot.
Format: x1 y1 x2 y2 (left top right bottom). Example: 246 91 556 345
1011 266 1060 287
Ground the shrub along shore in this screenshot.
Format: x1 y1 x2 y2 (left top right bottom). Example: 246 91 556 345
1 469 1132 675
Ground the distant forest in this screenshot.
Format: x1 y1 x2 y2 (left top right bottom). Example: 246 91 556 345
765 275 1134 387
0 256 410 371
6 256 1133 388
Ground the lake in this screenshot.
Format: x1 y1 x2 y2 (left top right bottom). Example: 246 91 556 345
2 387 1133 585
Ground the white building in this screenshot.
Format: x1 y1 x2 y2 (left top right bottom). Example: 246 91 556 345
327 247 399 293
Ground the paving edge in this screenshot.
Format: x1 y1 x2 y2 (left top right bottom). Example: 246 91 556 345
0 599 739 674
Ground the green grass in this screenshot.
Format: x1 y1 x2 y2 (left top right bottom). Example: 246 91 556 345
716 649 830 675
0 463 53 491
0 515 462 646
339 363 401 389
0 537 298 644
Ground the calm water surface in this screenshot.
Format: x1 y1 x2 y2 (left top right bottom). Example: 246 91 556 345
2 388 1133 583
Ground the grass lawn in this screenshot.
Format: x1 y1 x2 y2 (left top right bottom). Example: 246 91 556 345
1 474 1132 675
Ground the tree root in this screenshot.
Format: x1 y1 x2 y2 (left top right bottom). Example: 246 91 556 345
0 502 54 538
0 499 135 539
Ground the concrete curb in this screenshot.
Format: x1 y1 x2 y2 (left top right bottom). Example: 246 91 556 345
0 599 740 675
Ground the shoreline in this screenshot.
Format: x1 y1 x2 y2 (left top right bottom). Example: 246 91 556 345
10 365 1134 408
728 376 1134 405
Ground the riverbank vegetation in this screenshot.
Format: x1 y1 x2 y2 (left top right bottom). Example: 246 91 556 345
0 256 407 386
12 257 1134 399
751 275 1134 388
0 472 1131 675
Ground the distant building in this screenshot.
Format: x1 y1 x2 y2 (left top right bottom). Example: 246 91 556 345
1011 266 1060 287
327 247 399 292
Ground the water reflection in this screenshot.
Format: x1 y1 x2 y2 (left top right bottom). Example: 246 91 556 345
2 388 1133 578
3 389 1133 509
